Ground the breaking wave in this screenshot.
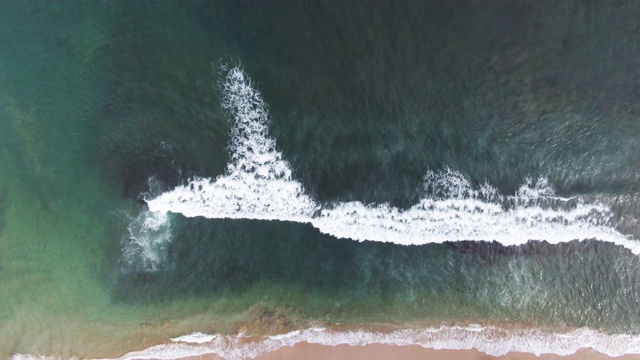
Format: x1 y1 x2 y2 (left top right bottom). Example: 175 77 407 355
112 325 640 359
144 65 639 256
121 178 173 272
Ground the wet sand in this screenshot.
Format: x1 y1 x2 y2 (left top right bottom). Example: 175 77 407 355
178 343 640 360
254 344 640 360
93 319 640 360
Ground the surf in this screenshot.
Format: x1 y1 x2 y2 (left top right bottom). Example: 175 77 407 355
110 325 640 359
142 64 639 259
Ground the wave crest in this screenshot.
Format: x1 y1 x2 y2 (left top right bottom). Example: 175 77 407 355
145 64 638 255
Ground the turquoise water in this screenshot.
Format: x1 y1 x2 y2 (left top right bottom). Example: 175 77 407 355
1 1 640 357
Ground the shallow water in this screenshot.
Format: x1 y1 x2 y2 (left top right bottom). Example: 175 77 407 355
1 1 640 357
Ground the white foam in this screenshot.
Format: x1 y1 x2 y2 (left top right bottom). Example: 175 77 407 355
171 332 217 344
268 330 300 340
310 192 635 250
107 325 640 359
149 66 317 224
121 207 173 271
146 65 640 255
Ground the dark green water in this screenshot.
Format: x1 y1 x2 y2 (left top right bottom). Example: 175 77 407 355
1 1 640 357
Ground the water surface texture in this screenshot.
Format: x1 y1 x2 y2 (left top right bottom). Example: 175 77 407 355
1 1 640 358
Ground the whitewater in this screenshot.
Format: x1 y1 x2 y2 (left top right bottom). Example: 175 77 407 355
142 65 639 263
15 66 640 360
111 326 640 359
11 325 640 359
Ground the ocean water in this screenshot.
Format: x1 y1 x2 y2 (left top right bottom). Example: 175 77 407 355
1 1 640 358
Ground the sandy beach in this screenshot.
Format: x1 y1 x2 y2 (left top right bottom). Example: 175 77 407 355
256 344 640 360
177 343 640 360
103 318 640 360
119 322 640 360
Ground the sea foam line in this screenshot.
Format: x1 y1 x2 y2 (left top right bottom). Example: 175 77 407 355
144 65 639 255
108 325 640 359
11 325 640 359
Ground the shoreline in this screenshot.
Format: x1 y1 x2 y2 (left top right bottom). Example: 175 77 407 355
9 316 640 359
103 322 640 360
142 343 640 360
253 343 640 360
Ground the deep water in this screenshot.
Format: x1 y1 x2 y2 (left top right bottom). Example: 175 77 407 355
1 0 640 357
